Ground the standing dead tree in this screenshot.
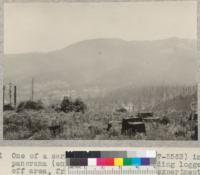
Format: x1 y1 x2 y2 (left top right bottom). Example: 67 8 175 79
3 85 5 107
3 84 17 110
14 85 17 107
31 78 34 101
9 83 12 106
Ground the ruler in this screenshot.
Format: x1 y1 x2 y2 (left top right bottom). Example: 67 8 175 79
65 151 157 175
66 166 157 175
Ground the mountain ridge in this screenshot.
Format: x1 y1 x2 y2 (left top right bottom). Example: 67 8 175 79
5 37 196 56
4 38 197 91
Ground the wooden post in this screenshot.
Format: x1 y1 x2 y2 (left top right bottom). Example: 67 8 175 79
9 83 12 106
3 85 5 106
14 85 17 107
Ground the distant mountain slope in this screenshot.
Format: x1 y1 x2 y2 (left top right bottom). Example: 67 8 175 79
152 93 197 112
97 84 197 112
4 38 197 90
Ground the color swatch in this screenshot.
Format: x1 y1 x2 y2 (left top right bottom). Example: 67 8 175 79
66 151 156 158
66 151 156 166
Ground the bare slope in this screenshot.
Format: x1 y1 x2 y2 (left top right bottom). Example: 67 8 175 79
4 38 197 89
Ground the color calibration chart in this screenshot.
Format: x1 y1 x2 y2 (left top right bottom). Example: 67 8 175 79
65 151 157 175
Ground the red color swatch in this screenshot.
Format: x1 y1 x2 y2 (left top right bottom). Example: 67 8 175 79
97 158 114 166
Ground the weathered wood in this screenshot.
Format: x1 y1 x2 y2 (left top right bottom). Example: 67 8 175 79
188 112 197 121
48 119 64 137
121 117 146 135
107 121 121 131
137 112 153 118
48 124 63 137
143 117 160 122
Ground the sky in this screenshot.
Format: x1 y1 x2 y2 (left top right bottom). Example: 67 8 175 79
4 1 197 54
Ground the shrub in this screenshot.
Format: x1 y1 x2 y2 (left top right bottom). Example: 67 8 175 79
51 104 61 112
17 100 44 112
160 116 170 125
116 107 127 113
3 104 14 111
73 98 87 113
60 96 74 113
60 97 87 113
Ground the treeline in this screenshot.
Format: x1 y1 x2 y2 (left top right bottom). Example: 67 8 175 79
91 85 197 112
4 96 87 114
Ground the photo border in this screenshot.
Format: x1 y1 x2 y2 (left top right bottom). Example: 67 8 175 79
0 0 199 147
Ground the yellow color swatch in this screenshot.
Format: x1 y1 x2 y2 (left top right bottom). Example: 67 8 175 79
114 158 123 166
